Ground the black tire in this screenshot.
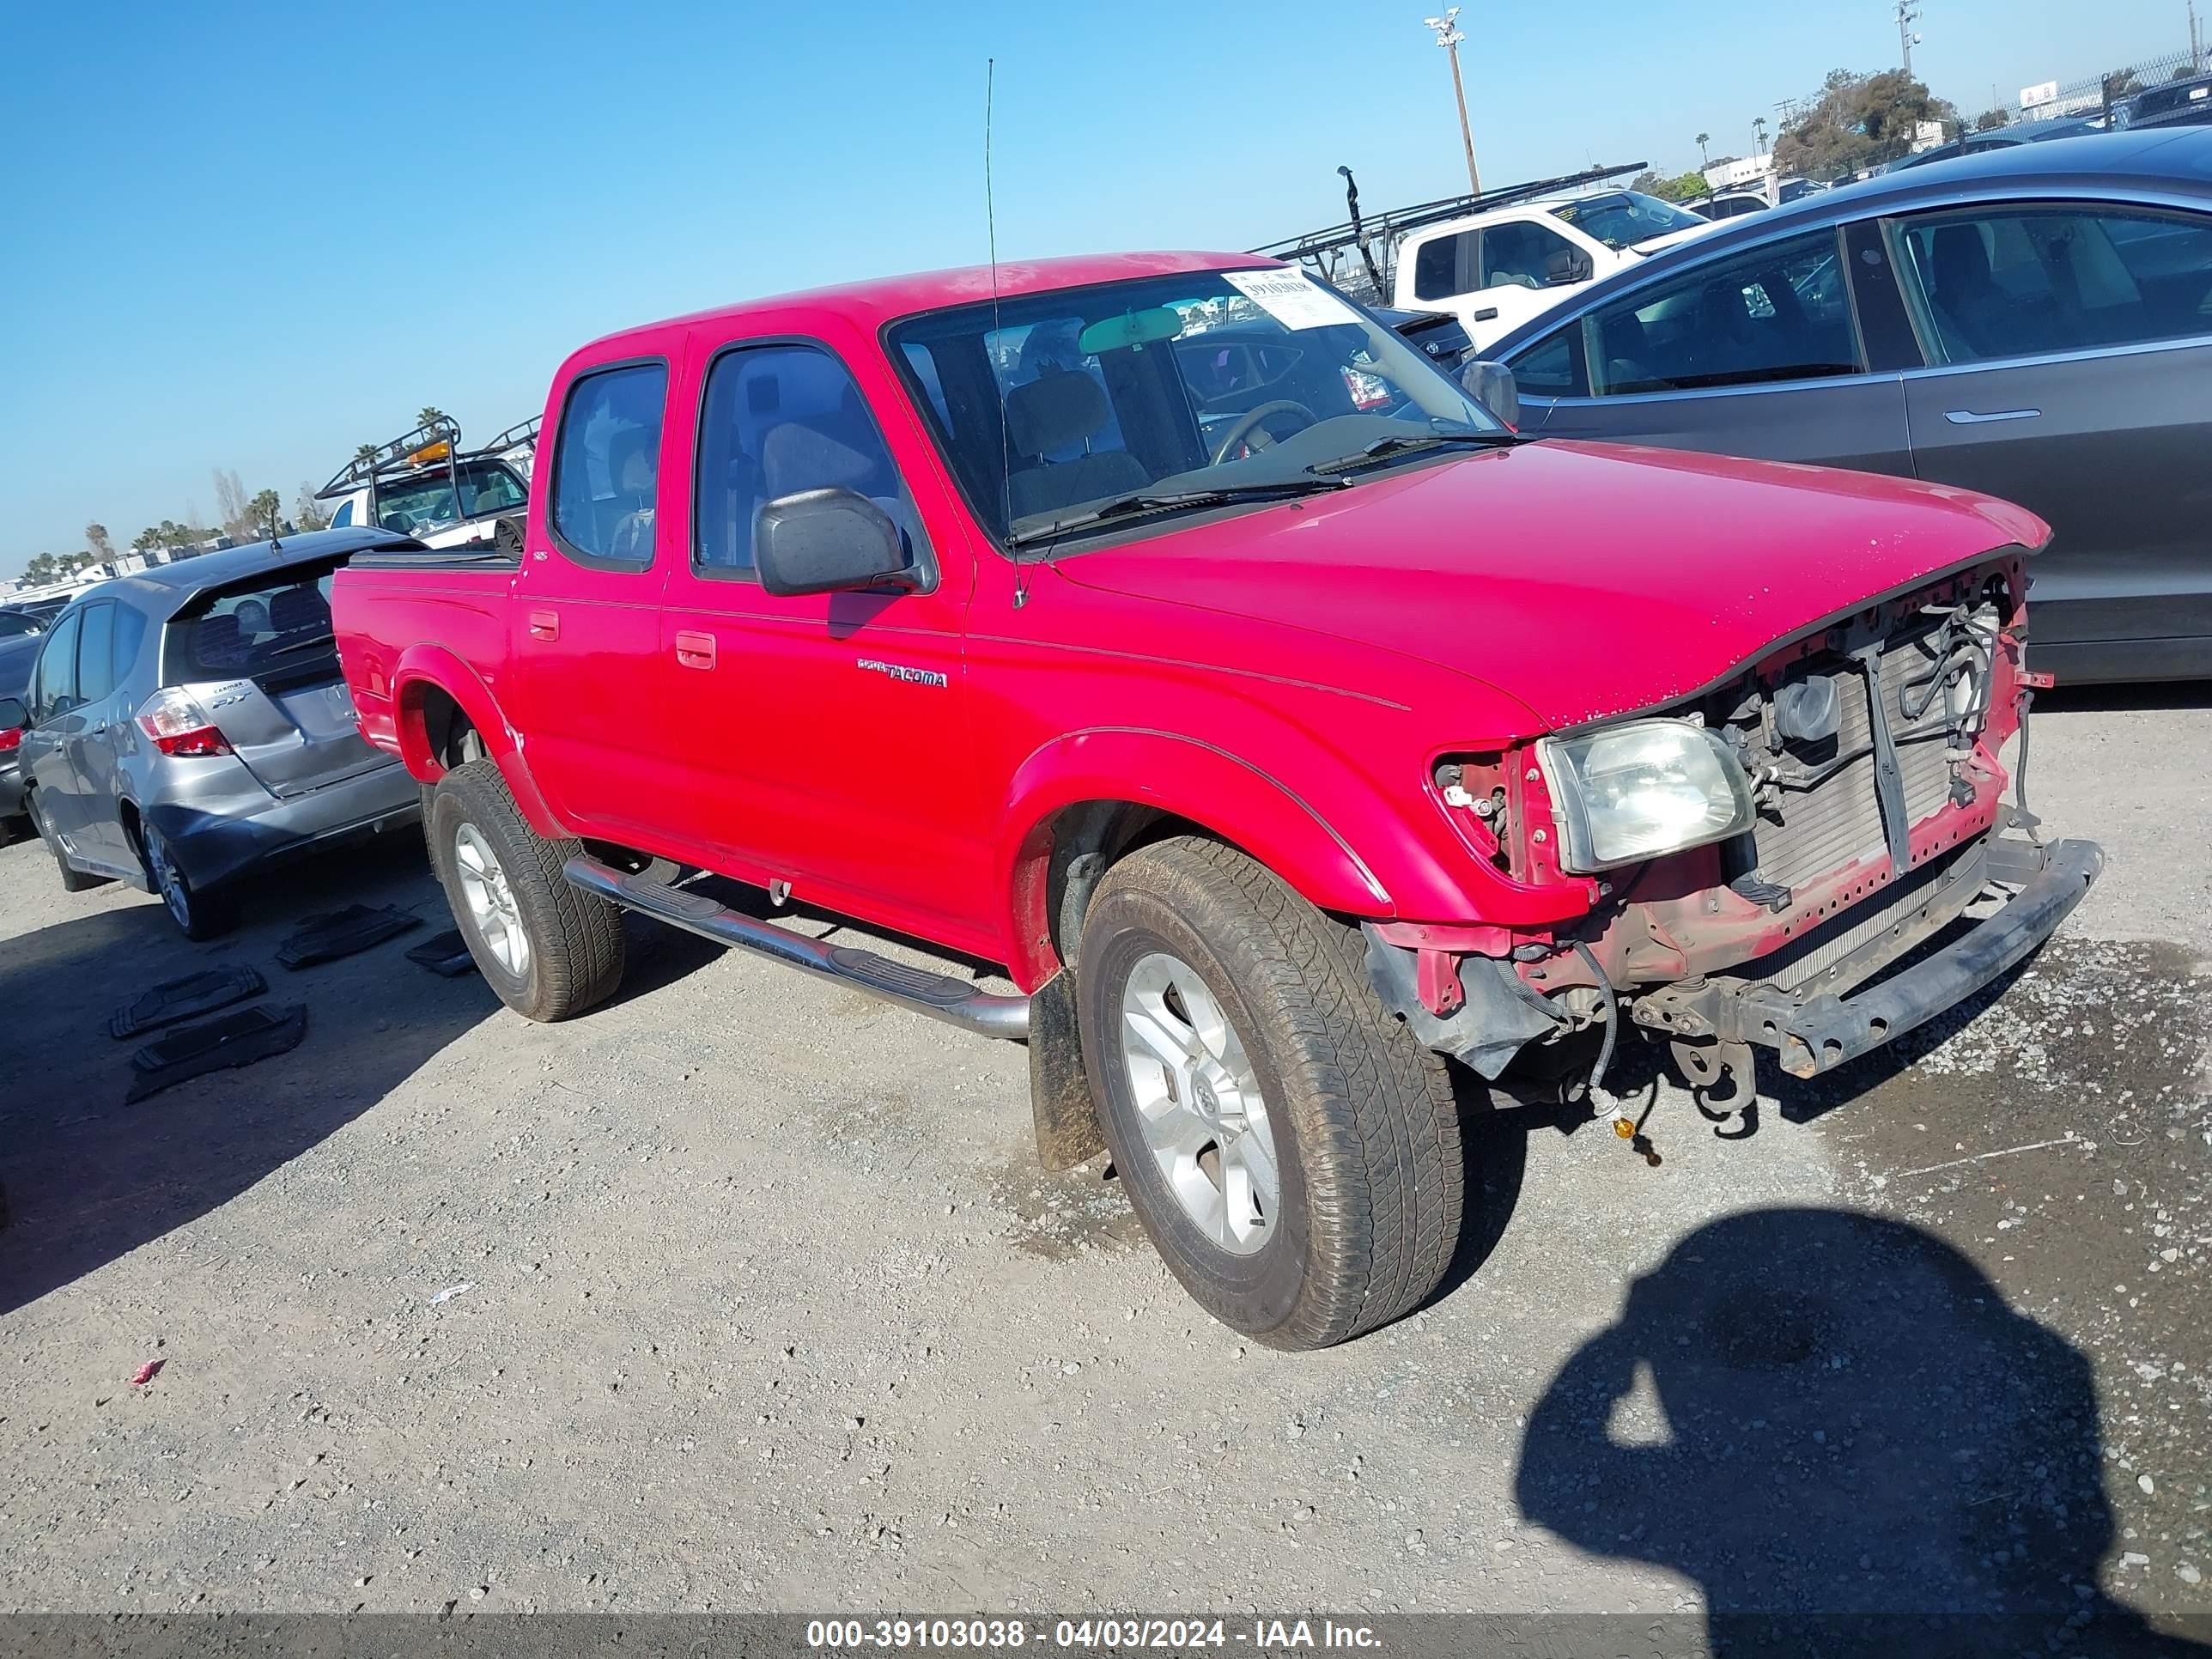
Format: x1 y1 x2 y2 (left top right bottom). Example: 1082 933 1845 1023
1077 836 1463 1350
28 790 102 894
138 820 237 940
428 758 623 1021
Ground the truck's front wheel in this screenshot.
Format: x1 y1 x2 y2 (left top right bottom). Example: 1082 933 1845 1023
1077 836 1463 1349
428 758 624 1021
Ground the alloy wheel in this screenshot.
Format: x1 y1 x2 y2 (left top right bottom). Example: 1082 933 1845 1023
1118 951 1279 1255
453 821 531 978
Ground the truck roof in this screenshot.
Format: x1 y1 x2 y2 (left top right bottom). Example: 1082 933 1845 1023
579 251 1275 355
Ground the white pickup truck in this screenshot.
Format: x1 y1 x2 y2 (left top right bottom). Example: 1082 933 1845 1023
316 416 539 550
1261 167 1717 353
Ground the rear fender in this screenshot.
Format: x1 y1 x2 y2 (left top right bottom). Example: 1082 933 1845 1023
390 647 561 837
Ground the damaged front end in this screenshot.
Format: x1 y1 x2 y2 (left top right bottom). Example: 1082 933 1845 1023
1367 555 2104 1101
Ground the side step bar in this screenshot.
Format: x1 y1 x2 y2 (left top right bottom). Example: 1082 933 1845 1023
563 856 1031 1041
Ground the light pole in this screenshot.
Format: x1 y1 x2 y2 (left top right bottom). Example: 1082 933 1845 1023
1423 9 1481 197
1897 0 1923 78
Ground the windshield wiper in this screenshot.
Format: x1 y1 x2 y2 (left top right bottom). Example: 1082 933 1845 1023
1312 431 1531 474
264 633 337 659
1004 477 1352 547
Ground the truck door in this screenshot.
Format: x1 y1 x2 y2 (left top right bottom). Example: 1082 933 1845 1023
503 356 674 843
654 331 984 940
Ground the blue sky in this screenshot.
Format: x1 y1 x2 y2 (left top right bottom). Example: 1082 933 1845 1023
0 0 2192 572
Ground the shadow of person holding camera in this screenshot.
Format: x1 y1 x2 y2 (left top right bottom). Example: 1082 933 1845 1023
1515 1207 2208 1657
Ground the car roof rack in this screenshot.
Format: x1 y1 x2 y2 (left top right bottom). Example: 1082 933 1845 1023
476 414 542 457
315 416 468 501
1252 161 1649 301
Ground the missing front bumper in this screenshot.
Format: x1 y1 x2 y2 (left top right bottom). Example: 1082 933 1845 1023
1655 836 2104 1078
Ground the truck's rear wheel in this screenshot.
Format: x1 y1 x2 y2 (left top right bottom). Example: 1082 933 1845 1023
428 758 624 1021
1077 836 1463 1349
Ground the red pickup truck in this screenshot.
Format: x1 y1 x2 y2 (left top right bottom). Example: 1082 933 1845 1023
334 251 2101 1349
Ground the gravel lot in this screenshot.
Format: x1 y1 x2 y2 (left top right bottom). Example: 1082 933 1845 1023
0 692 2206 1641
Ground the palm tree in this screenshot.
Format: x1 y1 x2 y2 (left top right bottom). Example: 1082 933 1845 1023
416 405 447 432
1753 116 1768 155
1697 131 1711 167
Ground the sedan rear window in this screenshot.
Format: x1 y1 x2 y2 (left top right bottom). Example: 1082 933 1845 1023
167 564 340 684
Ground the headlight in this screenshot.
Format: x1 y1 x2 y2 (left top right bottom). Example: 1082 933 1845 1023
1538 719 1754 873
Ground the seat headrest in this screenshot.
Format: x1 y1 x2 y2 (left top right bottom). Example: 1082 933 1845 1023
1006 371 1109 458
195 614 244 662
1931 224 1993 294
270 586 327 633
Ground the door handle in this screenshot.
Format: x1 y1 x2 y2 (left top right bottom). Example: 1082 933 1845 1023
526 609 559 641
1943 407 2041 425
674 630 716 671
1473 307 1499 322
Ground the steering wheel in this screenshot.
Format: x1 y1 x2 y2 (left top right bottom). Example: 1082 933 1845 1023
1210 399 1319 465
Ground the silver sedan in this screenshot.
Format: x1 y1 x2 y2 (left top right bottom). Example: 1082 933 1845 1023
4 528 424 937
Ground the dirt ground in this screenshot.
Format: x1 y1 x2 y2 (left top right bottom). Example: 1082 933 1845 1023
0 689 2206 1641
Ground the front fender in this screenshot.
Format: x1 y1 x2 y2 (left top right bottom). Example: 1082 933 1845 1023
994 726 1425 989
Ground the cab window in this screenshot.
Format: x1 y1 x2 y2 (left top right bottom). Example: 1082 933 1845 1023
550 362 670 568
1582 228 1860 396
1413 230 1478 301
693 343 926 579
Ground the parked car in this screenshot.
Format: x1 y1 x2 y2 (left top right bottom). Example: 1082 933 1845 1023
1484 127 2212 683
0 605 48 639
1374 302 1475 370
0 628 42 832
2125 75 2212 131
6 596 71 628
1691 191 1773 221
333 252 2100 1348
1895 112 2112 171
11 528 425 935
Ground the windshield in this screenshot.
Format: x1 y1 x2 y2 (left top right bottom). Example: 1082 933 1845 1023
370 459 527 536
889 268 1506 546
1549 191 1708 250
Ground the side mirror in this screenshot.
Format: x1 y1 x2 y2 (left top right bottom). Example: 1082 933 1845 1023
0 696 25 732
1460 360 1521 429
754 487 915 599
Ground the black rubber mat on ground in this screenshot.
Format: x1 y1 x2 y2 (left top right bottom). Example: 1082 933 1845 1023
125 1004 308 1103
108 964 267 1039
404 928 477 977
276 904 420 969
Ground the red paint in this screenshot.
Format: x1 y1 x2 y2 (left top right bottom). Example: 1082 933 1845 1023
334 254 2050 993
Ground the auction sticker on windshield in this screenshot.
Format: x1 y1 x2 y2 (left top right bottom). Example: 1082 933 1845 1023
1224 269 1363 331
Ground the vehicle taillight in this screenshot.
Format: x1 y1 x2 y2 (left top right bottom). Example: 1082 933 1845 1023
136 688 234 757
0 725 20 754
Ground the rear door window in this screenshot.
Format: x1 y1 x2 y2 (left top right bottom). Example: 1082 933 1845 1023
550 362 670 567
166 564 341 684
1413 229 1479 301
76 603 117 703
1888 204 2212 365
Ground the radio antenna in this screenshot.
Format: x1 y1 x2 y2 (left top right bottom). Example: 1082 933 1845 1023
987 58 1030 609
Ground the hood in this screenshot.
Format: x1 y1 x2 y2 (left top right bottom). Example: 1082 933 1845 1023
1054 441 2045 734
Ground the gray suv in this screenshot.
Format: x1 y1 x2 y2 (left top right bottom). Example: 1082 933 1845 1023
6 528 423 936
